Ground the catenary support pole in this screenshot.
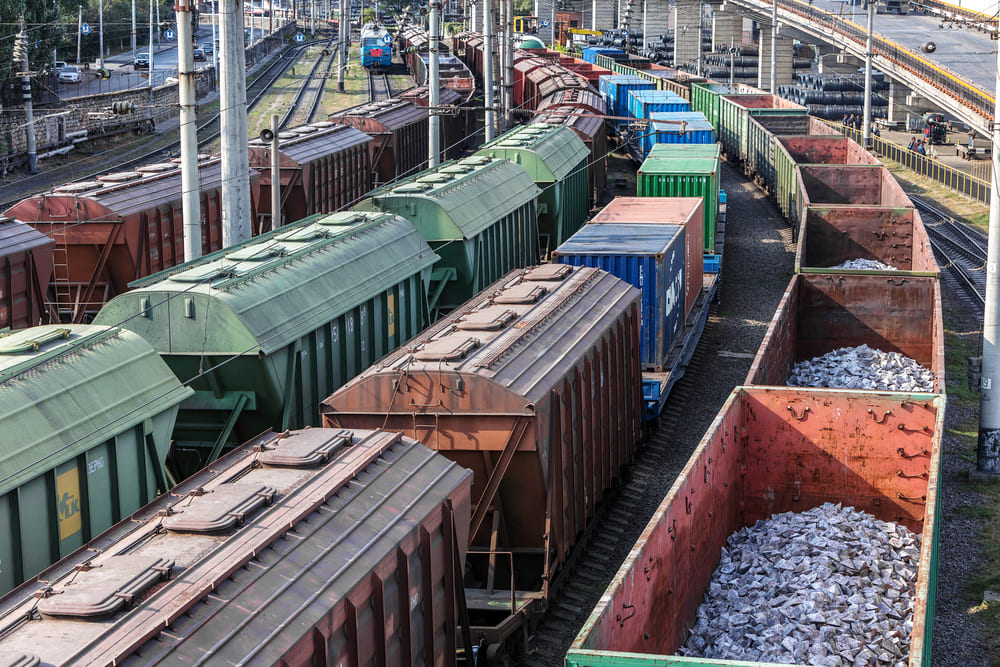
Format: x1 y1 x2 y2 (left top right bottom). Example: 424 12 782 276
177 0 203 261
16 25 37 174
149 0 155 98
429 0 442 166
338 0 346 91
99 0 105 68
220 0 253 246
861 0 874 148
132 0 137 66
77 6 83 65
769 0 776 93
503 0 513 127
271 114 282 228
483 0 495 140
977 32 1000 475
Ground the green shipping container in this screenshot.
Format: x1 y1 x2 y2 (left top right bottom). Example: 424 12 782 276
689 82 758 131
0 324 191 594
647 143 720 161
95 212 437 473
355 155 540 315
637 150 720 253
717 93 808 164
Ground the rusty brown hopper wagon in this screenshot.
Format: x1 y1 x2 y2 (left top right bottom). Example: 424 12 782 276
248 121 372 228
329 99 429 187
322 264 644 656
4 157 260 323
0 428 472 665
0 217 54 329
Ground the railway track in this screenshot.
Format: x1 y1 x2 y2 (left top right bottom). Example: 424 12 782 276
280 37 339 129
0 39 323 212
368 70 392 102
912 195 987 308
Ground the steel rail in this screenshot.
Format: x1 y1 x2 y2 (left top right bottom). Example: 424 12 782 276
279 37 337 129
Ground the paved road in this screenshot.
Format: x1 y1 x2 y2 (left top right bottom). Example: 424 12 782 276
54 27 217 98
802 0 996 92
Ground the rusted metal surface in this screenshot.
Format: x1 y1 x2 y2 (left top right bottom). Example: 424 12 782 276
329 99 429 187
4 158 259 323
532 108 607 207
746 273 945 391
777 135 880 165
321 266 643 617
0 217 54 329
399 85 473 160
248 122 372 227
536 88 607 116
588 197 704 317
798 164 912 207
797 206 940 277
526 66 594 111
514 56 551 106
567 386 944 666
0 428 472 666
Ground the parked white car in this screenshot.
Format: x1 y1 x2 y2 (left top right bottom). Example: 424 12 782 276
58 65 82 83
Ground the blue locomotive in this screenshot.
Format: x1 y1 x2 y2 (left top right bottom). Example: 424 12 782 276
360 23 392 69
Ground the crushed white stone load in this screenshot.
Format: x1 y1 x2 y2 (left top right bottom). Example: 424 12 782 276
786 344 934 392
829 258 898 271
679 503 921 667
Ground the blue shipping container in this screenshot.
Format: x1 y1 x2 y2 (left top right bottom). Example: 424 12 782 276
553 223 685 371
649 111 716 152
582 47 624 64
627 90 691 120
599 76 656 129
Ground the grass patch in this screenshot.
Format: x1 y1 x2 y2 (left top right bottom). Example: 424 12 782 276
878 156 990 231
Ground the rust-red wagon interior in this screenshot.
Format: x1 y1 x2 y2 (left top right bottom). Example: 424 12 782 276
330 99 430 187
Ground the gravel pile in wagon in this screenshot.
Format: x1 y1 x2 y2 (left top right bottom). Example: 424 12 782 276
679 503 920 667
787 344 934 392
830 258 897 271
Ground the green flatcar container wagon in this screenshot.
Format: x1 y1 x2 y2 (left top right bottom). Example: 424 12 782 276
637 149 720 253
94 212 437 475
475 123 590 254
689 82 758 131
0 324 191 594
355 155 540 315
718 93 808 165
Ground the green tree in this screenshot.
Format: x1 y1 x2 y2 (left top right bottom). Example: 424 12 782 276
1 0 70 74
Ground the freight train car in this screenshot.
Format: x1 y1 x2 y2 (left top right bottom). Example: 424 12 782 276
94 211 437 475
0 324 190 594
399 85 474 159
475 123 591 252
247 121 372 228
0 428 473 666
0 217 53 329
353 155 540 316
718 93 808 165
565 386 944 667
322 264 644 661
532 108 608 208
329 99 429 186
4 157 260 323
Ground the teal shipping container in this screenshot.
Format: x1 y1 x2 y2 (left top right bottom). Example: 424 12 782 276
94 211 437 474
553 223 685 371
0 324 191 594
355 155 540 315
638 147 721 253
475 123 590 253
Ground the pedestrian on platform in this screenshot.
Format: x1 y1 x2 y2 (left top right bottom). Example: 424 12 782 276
917 140 927 156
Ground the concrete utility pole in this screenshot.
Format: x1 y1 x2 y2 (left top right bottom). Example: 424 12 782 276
977 32 1000 476
132 0 137 65
149 0 156 92
768 0 777 93
271 114 282 228
14 25 37 174
99 0 105 68
177 0 202 261
503 0 513 127
77 6 83 65
861 0 874 148
338 0 347 91
212 4 218 85
429 0 442 167
220 0 253 246
483 0 495 140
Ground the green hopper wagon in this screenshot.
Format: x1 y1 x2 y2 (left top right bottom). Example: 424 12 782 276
354 155 541 316
0 324 191 594
475 123 591 254
95 211 437 475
